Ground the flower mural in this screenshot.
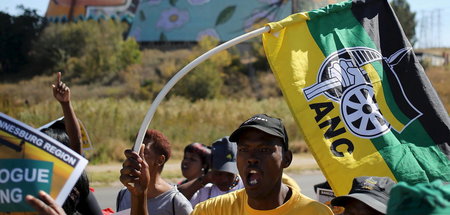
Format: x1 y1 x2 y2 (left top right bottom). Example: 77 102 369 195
258 0 289 5
147 0 161 6
196 28 220 41
243 0 289 32
46 0 138 22
156 7 189 31
188 0 210 6
258 0 280 4
129 26 142 41
244 9 276 32
127 0 291 42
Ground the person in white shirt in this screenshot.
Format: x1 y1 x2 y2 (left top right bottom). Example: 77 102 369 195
190 136 244 208
118 129 193 215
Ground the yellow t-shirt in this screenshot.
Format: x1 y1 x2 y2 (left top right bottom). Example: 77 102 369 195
282 173 301 192
191 186 333 215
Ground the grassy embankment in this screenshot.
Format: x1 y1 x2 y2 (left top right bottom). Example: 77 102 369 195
1 83 311 186
2 92 308 161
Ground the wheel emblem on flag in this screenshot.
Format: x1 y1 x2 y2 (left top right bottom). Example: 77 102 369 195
303 47 422 139
340 84 389 138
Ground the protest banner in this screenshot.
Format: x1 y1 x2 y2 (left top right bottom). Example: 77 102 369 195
316 187 344 214
262 0 450 195
0 113 88 214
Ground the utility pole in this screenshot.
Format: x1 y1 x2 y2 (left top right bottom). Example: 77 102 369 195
430 11 435 47
422 11 430 48
437 9 442 48
420 11 428 48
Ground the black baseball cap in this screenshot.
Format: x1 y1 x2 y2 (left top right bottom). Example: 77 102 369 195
229 114 289 149
331 176 396 214
211 136 238 175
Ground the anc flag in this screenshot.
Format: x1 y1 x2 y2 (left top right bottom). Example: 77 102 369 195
263 0 450 195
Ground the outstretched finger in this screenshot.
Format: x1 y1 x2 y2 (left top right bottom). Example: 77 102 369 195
55 72 61 86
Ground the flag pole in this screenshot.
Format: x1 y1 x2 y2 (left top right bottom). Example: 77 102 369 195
133 26 271 152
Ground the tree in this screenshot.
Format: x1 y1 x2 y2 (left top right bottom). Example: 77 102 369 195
0 6 46 76
391 0 417 45
30 20 141 84
173 37 232 101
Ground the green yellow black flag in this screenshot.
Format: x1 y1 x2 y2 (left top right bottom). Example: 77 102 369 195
263 0 450 195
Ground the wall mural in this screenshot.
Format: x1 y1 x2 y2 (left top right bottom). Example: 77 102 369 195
44 0 292 42
128 0 291 42
45 0 138 22
85 0 140 19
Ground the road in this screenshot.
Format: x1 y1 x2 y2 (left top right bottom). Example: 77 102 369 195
91 171 326 210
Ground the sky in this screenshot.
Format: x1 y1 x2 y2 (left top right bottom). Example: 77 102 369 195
0 0 449 47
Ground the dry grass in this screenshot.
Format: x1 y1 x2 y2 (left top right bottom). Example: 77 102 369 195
1 63 447 164
1 95 305 163
415 48 450 56
426 66 450 113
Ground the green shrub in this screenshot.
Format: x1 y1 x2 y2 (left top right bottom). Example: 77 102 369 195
30 20 141 84
172 37 232 101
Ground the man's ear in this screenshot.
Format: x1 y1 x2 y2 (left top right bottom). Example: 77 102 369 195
156 154 166 167
282 150 293 168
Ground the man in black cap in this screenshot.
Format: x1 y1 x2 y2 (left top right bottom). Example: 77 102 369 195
331 176 396 215
190 114 332 214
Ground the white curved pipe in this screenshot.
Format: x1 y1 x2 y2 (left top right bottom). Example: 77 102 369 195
133 26 271 152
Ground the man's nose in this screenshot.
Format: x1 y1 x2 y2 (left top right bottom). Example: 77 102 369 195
247 150 260 165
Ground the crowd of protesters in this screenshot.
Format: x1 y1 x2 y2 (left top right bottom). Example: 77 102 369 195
23 73 450 215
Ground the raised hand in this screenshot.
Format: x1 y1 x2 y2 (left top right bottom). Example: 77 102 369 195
51 72 82 154
120 144 150 197
52 72 70 103
328 59 367 87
